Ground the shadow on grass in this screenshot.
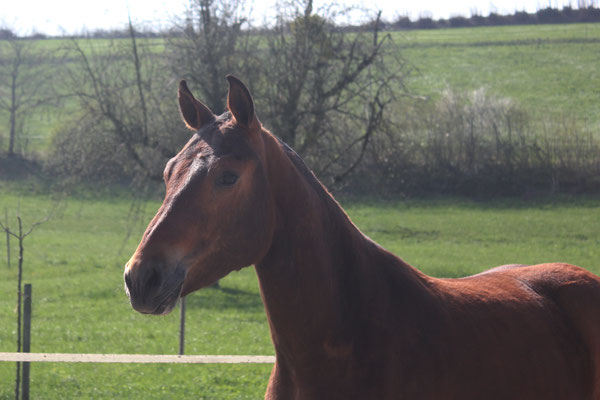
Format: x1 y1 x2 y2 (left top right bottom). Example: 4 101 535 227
0 154 45 180
185 286 264 312
366 226 439 240
342 193 600 212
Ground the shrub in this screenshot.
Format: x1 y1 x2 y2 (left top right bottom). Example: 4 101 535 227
348 88 600 196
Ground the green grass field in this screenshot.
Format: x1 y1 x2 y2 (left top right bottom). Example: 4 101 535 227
0 186 598 398
397 23 600 125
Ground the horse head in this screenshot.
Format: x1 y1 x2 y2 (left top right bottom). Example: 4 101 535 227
123 76 276 315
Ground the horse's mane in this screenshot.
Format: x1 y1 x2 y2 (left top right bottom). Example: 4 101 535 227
275 136 339 202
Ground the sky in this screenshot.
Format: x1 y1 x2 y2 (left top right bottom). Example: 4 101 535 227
2 0 581 36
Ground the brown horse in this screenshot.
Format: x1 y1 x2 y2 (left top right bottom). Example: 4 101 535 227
124 76 600 399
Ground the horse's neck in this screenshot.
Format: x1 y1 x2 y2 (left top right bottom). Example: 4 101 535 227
254 131 429 362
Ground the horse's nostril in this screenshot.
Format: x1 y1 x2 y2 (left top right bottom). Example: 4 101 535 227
124 264 163 295
146 267 161 290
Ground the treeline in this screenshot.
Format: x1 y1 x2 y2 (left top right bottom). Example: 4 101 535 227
2 3 600 40
0 27 164 40
386 5 600 31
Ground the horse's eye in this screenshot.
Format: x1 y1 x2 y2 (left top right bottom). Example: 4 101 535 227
218 171 239 186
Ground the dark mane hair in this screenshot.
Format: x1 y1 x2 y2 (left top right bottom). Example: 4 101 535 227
276 136 336 199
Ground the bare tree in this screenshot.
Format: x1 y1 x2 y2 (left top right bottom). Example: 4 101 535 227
167 0 257 112
258 0 409 184
166 0 409 185
0 36 55 156
52 23 185 183
1 207 53 400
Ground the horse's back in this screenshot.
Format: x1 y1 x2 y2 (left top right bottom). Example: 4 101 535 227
523 263 600 399
461 262 600 399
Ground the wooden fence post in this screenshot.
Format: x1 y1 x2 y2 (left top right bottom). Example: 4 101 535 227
22 283 31 400
179 297 186 355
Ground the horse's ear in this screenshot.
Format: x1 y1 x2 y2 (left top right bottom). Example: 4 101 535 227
178 80 215 131
226 75 259 130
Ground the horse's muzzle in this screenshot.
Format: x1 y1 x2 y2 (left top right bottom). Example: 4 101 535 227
124 260 186 315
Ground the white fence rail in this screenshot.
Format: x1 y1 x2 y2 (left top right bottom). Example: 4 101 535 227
0 352 275 364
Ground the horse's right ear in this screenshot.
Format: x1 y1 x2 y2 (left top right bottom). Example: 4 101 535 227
178 80 215 131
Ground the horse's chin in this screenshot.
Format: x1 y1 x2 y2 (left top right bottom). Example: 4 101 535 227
151 296 180 315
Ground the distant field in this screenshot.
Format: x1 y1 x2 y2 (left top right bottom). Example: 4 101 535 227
0 188 598 398
1 23 599 155
397 23 600 125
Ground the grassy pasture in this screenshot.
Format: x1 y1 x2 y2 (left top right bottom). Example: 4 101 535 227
0 186 598 398
397 23 600 125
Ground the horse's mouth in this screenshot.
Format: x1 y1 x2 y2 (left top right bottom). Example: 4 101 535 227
144 286 183 316
125 270 186 316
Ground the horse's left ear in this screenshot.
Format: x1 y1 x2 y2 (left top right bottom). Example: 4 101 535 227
226 75 259 130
